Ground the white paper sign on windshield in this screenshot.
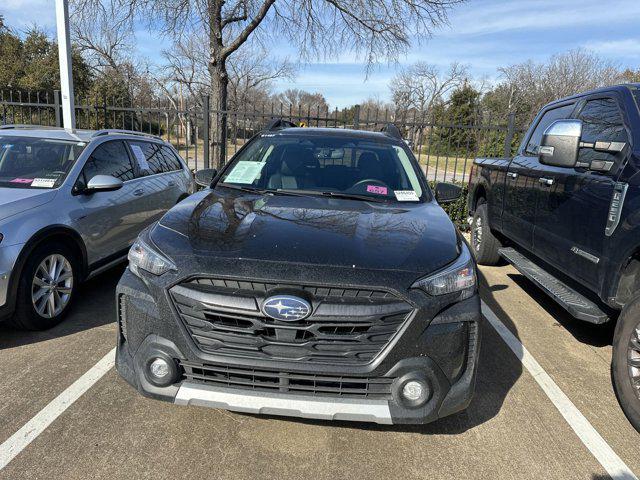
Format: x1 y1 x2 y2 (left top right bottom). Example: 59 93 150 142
130 145 151 171
31 178 56 188
224 161 265 184
394 190 420 202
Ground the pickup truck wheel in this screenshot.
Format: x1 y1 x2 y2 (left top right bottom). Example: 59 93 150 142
471 202 501 265
612 297 640 432
8 243 78 331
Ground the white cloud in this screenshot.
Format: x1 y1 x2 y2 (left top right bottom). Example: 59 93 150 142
443 0 640 36
2 0 56 30
584 39 640 58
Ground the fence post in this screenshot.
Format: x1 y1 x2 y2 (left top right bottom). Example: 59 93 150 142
353 104 361 130
54 90 62 127
203 95 210 170
503 112 516 158
102 94 108 128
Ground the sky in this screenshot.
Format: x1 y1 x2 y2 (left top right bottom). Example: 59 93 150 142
2 0 640 108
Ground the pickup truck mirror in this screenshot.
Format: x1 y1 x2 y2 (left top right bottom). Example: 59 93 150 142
434 182 462 204
539 119 582 168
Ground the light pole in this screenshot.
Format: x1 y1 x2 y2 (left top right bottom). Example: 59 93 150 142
55 0 76 129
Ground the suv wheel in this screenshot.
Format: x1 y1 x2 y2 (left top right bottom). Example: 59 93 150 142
9 243 78 330
612 296 640 432
471 201 502 265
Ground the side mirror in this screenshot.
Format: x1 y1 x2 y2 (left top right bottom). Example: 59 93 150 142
85 175 123 193
435 182 462 204
194 168 218 188
539 119 582 168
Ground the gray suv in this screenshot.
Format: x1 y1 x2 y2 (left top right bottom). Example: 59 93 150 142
0 126 194 329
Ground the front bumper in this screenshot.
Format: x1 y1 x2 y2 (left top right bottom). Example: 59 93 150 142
0 243 23 316
115 266 481 425
176 383 394 424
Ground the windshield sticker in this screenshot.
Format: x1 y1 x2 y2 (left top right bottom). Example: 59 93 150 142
394 190 420 202
367 185 388 195
31 178 56 188
10 178 33 184
130 145 151 171
224 161 265 184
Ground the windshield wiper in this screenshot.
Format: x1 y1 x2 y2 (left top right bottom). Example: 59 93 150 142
320 191 388 203
218 183 267 194
274 189 387 203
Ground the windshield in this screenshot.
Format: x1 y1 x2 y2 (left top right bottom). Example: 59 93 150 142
0 136 86 189
632 87 640 115
218 134 427 202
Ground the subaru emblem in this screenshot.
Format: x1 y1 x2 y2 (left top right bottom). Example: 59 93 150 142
262 295 311 321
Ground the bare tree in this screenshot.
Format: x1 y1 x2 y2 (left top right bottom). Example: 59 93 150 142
497 49 621 121
70 0 133 73
83 0 463 166
273 89 329 112
227 49 296 110
390 62 468 117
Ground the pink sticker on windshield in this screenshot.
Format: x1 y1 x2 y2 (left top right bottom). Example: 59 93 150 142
367 185 388 195
10 178 33 184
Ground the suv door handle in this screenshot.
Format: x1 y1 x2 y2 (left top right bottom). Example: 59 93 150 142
538 177 554 186
507 172 518 179
167 180 177 187
133 188 145 196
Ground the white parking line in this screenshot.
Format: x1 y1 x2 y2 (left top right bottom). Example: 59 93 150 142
0 348 115 471
482 302 637 480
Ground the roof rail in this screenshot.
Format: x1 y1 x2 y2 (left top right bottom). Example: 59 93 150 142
265 118 298 131
91 129 163 141
0 124 62 130
380 123 402 140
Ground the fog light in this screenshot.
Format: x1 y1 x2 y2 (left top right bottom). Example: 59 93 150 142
402 380 427 402
149 357 170 379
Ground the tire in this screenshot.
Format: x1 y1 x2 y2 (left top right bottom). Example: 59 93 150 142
612 296 640 432
8 242 79 331
470 201 502 265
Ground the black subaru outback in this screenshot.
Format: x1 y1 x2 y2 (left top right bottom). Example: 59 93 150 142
115 122 481 425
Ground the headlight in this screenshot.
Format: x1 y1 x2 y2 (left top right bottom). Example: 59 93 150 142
128 235 176 277
412 244 476 299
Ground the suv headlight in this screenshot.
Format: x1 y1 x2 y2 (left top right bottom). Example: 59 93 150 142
128 235 176 277
412 244 476 299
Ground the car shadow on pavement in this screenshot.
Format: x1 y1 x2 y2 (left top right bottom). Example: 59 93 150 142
0 265 124 350
243 271 525 435
507 273 615 348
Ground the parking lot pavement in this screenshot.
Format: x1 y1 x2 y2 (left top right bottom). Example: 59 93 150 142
0 264 638 480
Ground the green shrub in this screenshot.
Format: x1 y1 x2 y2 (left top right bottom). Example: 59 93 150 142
428 180 469 231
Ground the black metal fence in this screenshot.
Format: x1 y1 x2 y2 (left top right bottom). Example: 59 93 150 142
0 89 527 183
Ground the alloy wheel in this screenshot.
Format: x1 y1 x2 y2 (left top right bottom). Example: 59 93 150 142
628 322 640 400
31 254 74 319
473 216 483 251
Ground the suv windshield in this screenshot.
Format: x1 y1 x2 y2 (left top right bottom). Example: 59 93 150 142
219 133 427 202
0 136 86 189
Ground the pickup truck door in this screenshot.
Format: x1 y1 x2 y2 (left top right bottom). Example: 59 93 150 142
501 103 577 250
533 95 629 289
501 154 539 250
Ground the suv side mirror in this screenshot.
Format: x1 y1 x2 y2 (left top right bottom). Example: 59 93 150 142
194 168 218 188
435 182 462 204
85 175 123 193
539 119 582 168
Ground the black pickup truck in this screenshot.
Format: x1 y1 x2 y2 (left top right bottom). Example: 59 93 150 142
467 84 640 431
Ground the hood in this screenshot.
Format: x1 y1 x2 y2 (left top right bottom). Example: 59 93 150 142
0 187 58 222
156 188 459 274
